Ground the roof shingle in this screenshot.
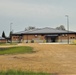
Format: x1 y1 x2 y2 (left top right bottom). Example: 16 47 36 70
13 27 76 35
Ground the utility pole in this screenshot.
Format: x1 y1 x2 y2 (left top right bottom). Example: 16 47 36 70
10 23 13 43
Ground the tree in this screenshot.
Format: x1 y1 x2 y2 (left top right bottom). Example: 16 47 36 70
25 26 35 31
2 31 6 38
56 25 66 30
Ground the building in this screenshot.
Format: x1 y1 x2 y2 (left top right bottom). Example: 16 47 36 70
0 37 7 43
11 27 76 43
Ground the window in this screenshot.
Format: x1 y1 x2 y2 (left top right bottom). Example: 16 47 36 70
62 34 64 36
13 37 16 39
70 37 75 39
70 37 72 39
35 35 38 38
73 37 75 39
41 34 44 36
35 35 38 36
65 34 67 36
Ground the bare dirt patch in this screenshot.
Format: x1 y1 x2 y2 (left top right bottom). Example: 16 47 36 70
0 43 76 75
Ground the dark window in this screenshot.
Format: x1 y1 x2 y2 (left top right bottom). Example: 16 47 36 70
70 37 72 39
41 34 44 36
73 37 75 39
70 37 75 39
13 37 16 39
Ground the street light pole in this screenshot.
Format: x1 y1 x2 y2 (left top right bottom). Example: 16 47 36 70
10 23 13 33
10 23 13 43
65 15 69 44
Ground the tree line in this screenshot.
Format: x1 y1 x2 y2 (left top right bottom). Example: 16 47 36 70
25 25 66 31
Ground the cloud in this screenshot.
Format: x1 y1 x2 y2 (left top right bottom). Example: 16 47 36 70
0 0 66 19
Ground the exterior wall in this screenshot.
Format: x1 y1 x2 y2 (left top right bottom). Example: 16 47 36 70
0 39 6 43
12 34 76 43
58 34 76 43
12 35 21 42
22 35 45 43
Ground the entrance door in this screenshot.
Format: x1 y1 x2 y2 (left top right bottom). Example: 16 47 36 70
45 37 51 42
45 35 58 43
51 36 57 42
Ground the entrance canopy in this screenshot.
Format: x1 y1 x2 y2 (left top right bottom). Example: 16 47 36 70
45 34 58 37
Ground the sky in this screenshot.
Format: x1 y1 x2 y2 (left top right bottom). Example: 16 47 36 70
0 0 76 36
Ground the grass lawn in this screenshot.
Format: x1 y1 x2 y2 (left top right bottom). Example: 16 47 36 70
0 46 33 55
0 70 52 75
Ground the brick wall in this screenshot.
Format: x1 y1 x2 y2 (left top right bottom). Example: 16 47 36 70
12 34 76 43
58 34 76 43
22 35 45 43
12 35 20 42
0 39 6 43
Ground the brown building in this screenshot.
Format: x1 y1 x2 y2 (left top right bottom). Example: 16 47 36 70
11 27 76 44
0 37 7 43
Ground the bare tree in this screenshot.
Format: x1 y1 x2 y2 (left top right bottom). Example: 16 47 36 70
56 25 66 30
25 26 35 31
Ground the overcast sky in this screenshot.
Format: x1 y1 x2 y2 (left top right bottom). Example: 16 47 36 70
0 0 76 36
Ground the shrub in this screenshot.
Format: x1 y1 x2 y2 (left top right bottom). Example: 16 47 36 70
31 40 34 43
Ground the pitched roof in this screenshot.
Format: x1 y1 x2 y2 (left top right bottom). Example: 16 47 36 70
0 37 5 40
13 27 76 35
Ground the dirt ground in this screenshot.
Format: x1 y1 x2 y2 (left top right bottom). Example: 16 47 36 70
0 43 76 75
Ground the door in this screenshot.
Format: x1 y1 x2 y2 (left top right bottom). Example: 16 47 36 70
51 36 57 42
45 35 58 43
